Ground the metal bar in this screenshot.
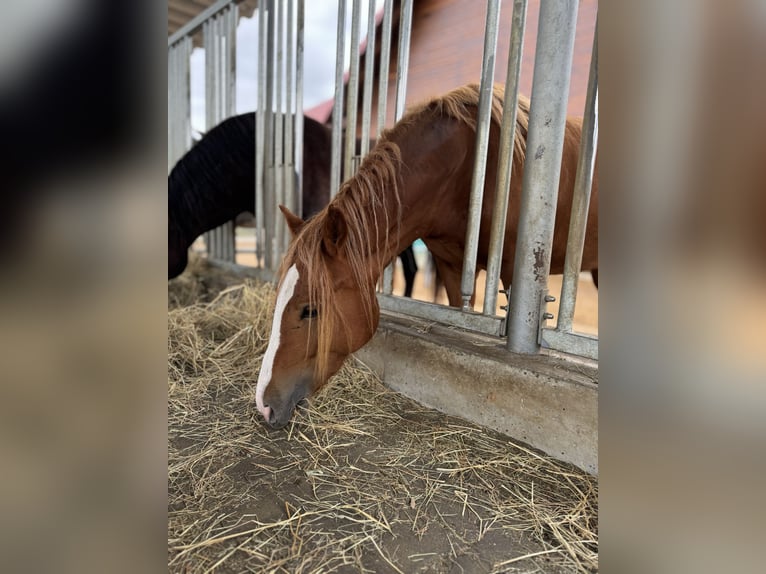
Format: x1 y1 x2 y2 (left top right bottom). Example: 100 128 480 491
167 47 174 171
541 328 598 361
184 37 193 154
273 0 285 266
169 44 176 169
203 20 215 258
376 0 393 137
459 0 502 311
228 5 238 115
168 0 235 46
382 0 414 295
378 294 506 337
214 14 224 259
295 0 305 218
507 0 579 354
393 0 413 122
226 6 238 261
330 0 347 197
264 0 276 270
255 3 268 265
171 44 177 168
360 0 377 157
557 20 598 333
483 0 528 315
284 0 295 231
344 0 363 181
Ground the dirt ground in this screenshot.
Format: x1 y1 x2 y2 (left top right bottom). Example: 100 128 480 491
168 261 598 573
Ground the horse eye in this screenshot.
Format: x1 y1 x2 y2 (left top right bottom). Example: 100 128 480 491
300 306 318 320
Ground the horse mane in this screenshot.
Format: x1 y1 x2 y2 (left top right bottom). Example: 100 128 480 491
281 84 530 379
387 83 529 174
281 140 403 381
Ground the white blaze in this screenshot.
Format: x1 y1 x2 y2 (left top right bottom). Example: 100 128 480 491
256 264 299 420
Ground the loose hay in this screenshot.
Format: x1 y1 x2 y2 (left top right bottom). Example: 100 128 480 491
168 277 598 573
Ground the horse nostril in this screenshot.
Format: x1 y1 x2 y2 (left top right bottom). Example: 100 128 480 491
267 407 277 425
262 405 274 424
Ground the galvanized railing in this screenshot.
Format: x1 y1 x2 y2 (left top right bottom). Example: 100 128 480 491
168 0 240 263
255 0 305 271
168 0 598 361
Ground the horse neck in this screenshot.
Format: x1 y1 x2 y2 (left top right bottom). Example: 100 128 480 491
342 120 468 283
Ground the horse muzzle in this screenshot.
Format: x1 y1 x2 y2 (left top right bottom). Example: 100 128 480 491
260 375 312 429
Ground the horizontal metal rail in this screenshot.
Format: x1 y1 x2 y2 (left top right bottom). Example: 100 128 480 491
542 328 598 361
378 294 506 337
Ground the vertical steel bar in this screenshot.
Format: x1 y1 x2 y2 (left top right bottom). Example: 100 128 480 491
458 0 501 310
183 37 193 154
557 20 598 333
330 0 347 197
382 0 414 294
507 0 579 353
393 0 413 121
284 0 295 234
256 3 268 265
360 0 377 157
376 0 393 137
226 5 238 261
168 45 175 171
203 20 214 258
344 0 363 181
273 0 285 266
482 0 528 315
216 14 226 260
264 0 276 270
295 0 305 218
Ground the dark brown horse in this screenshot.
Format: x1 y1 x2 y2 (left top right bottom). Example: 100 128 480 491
255 84 598 427
168 113 418 293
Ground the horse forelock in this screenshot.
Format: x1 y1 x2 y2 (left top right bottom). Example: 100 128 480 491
280 142 403 381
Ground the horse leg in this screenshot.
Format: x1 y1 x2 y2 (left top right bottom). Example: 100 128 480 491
432 257 466 308
591 268 598 288
398 245 418 298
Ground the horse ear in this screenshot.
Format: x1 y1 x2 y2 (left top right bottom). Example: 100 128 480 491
279 205 305 237
321 205 347 257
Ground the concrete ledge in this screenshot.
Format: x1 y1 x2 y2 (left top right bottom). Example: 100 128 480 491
354 311 598 474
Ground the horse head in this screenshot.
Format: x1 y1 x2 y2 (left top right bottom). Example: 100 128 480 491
255 205 380 428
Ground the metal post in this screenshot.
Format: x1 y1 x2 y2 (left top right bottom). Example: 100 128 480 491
376 0 394 137
360 0 377 157
203 20 214 258
295 0 305 218
284 0 295 235
264 0 276 270
330 0 347 197
167 47 174 171
225 5 238 261
483 0 528 315
273 0 285 267
507 0 579 353
393 0 413 122
557 20 598 333
459 0 501 310
344 1 363 181
382 0 413 294
256 3 268 266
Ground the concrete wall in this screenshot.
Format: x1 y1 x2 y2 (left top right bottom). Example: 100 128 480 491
355 312 598 474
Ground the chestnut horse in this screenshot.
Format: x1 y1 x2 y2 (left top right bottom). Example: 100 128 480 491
256 84 598 427
168 113 418 294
